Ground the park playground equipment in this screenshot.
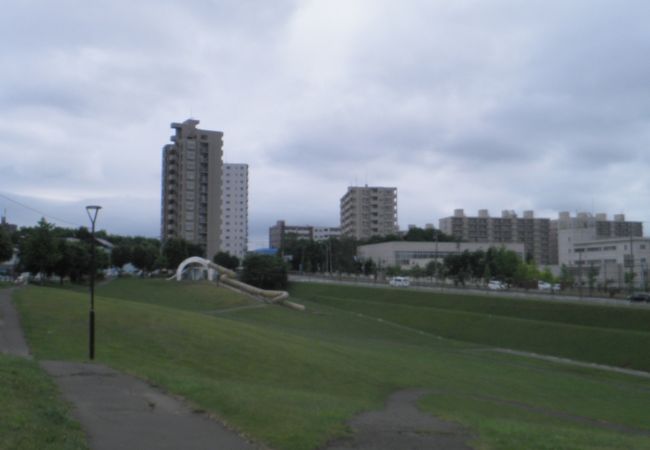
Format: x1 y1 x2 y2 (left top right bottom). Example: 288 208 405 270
170 257 304 311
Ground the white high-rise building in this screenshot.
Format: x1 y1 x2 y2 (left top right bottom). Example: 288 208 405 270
220 163 249 260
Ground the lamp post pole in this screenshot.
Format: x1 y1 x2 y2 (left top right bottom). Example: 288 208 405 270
86 205 102 360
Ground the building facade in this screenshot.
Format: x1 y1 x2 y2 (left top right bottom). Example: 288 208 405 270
555 212 645 288
555 211 642 266
220 163 248 260
358 240 525 269
269 221 340 250
340 186 398 240
439 209 552 265
313 226 341 241
161 119 224 260
562 236 650 289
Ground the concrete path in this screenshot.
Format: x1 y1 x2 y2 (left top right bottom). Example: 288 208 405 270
323 389 474 450
40 361 260 450
0 288 31 358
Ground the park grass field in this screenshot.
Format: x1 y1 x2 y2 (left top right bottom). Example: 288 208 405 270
0 354 88 450
13 279 650 450
291 283 650 372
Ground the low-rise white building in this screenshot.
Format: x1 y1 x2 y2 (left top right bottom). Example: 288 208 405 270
357 241 525 269
565 236 650 289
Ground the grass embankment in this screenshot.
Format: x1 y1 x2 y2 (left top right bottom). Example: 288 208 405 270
291 283 650 372
13 279 650 450
0 354 88 450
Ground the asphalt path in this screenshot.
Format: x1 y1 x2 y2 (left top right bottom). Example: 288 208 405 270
0 288 31 358
323 389 474 450
40 361 260 450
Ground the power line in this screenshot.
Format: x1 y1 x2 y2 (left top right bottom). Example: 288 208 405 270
0 192 82 228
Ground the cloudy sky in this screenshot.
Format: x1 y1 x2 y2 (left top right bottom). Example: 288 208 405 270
1 0 649 248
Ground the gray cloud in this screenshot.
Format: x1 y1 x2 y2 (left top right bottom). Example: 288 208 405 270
1 0 650 249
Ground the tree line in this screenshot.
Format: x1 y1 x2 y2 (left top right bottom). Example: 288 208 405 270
280 228 565 288
0 218 248 283
280 226 456 274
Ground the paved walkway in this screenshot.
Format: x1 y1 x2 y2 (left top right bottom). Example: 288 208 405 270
0 288 31 358
41 361 260 450
323 389 474 450
0 288 261 450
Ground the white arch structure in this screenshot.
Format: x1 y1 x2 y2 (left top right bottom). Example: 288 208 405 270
171 256 304 310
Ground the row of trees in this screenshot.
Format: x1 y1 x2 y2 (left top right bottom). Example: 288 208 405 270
279 231 565 288
393 247 559 287
2 218 246 283
280 226 456 274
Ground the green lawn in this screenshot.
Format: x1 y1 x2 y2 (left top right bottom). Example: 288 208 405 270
13 279 650 450
0 354 88 450
290 283 650 372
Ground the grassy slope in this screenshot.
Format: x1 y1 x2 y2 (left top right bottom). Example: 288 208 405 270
290 283 650 371
0 354 88 450
13 279 650 450
96 278 256 312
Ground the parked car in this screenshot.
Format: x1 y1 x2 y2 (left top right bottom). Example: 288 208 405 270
627 292 650 303
389 276 410 287
488 280 506 290
538 281 560 292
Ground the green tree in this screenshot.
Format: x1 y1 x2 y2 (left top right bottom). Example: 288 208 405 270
111 244 132 269
132 243 158 273
0 226 13 262
20 218 58 278
213 252 240 270
162 238 195 269
403 226 455 243
559 264 574 287
241 254 288 289
52 240 72 284
539 267 555 283
68 241 91 283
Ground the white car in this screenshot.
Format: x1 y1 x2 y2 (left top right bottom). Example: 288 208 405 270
538 281 560 291
487 280 505 290
389 276 410 287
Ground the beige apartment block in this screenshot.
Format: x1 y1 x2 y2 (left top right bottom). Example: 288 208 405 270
439 209 552 265
161 119 224 260
340 186 398 240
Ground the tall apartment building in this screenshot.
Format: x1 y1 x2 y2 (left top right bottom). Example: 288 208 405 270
439 209 552 265
220 164 248 260
161 119 224 260
340 186 398 240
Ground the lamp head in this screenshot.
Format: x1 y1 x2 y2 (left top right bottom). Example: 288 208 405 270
85 205 102 225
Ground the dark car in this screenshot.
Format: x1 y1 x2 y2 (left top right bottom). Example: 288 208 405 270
628 293 650 302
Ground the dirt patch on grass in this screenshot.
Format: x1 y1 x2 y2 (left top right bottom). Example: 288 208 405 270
323 389 474 450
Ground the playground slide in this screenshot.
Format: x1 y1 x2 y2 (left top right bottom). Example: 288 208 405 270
172 257 305 311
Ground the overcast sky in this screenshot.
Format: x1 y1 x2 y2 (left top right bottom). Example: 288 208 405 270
1 0 649 248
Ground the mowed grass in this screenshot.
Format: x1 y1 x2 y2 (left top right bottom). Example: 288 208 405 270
13 279 650 450
0 354 88 450
96 277 257 312
291 283 650 372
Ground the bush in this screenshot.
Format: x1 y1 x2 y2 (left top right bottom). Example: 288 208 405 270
241 254 288 290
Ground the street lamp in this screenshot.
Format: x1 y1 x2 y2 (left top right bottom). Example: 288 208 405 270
86 205 102 360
